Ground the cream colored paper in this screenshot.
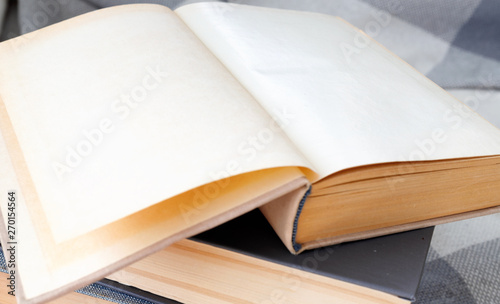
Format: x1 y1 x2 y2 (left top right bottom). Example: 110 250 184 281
0 124 308 301
0 5 313 243
176 2 500 178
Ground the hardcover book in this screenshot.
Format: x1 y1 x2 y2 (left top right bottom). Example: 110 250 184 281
107 210 434 303
0 2 499 303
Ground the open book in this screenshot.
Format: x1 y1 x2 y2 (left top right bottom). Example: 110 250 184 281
1 2 500 303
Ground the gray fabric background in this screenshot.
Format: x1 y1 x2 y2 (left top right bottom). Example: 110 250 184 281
1 1 499 303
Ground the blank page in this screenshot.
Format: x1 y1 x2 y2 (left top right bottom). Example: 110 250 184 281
177 2 500 178
0 4 310 243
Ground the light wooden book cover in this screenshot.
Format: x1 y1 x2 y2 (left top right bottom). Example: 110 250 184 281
0 3 499 303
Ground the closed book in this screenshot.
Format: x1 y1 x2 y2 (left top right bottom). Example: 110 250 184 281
107 210 433 303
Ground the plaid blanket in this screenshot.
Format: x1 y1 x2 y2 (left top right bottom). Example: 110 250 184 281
1 1 499 303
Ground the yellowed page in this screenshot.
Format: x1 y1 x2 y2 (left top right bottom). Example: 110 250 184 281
0 122 308 302
176 3 500 178
0 4 313 244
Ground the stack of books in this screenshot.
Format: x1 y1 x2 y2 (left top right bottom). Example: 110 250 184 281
104 210 434 303
0 212 432 303
0 2 499 303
